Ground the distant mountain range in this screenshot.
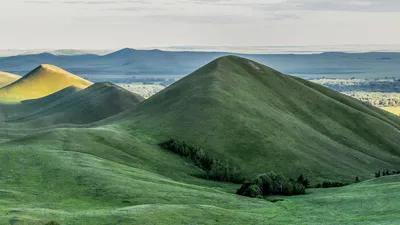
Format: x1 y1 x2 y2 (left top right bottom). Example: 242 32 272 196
1 48 400 79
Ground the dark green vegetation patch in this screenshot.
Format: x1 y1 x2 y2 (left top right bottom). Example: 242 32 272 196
159 139 245 183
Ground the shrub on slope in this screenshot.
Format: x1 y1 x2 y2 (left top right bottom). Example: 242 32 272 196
237 172 306 198
159 139 245 183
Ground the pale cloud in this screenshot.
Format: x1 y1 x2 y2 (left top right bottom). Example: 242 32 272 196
1 0 399 49
268 0 400 12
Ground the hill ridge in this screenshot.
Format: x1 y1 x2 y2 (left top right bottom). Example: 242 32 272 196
212 56 400 131
0 64 93 102
7 82 143 126
122 55 400 182
0 71 21 88
21 64 85 80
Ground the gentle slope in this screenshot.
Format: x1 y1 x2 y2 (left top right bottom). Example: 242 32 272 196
8 82 143 126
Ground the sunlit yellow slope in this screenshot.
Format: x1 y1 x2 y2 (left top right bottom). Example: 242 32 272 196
381 106 400 116
0 64 93 102
0 72 21 88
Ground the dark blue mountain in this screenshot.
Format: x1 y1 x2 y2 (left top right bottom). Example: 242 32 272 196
1 48 400 79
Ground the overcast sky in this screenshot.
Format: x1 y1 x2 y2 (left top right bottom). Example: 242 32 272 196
1 0 400 49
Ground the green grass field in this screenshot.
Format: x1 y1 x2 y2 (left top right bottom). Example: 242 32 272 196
0 57 399 224
0 125 399 224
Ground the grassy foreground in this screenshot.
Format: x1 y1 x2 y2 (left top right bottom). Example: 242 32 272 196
0 125 399 224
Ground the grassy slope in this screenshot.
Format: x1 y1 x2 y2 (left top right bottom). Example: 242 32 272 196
118 56 400 182
0 128 399 224
0 124 399 225
0 64 92 103
6 82 144 127
0 72 20 88
0 57 399 224
0 82 144 144
0 86 80 122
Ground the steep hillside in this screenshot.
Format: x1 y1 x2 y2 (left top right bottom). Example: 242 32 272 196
123 56 400 182
6 83 143 126
0 71 20 88
0 64 92 102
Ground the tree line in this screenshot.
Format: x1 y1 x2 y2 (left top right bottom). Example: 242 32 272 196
160 139 400 199
375 170 400 178
236 173 309 198
159 139 245 183
314 181 348 188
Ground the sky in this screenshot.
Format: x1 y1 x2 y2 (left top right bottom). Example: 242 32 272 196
1 0 400 50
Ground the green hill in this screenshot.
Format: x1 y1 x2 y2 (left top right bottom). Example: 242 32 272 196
121 55 400 182
0 57 399 224
4 82 144 127
0 86 79 126
0 125 399 224
21 85 80 105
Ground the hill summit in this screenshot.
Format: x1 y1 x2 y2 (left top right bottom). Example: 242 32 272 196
0 64 92 102
127 55 400 181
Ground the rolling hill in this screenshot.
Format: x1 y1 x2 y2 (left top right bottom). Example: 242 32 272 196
1 119 398 224
1 124 399 225
0 64 93 102
0 57 399 224
7 82 143 126
0 71 20 88
123 55 400 182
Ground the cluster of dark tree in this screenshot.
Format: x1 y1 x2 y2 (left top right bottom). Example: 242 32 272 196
45 221 60 225
314 169 400 189
375 170 400 178
159 139 245 183
236 173 308 198
314 181 348 188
